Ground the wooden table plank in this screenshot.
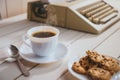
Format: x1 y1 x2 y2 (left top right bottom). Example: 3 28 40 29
58 28 120 80
56 18 120 80
68 22 120 58
0 62 21 80
57 23 120 80
17 20 120 80
0 22 38 48
0 0 120 79
0 16 85 80
95 28 120 58
15 29 85 80
59 30 85 46
0 18 70 49
0 17 120 80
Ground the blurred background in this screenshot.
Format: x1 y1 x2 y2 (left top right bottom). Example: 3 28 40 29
0 0 119 20
0 0 37 20
0 0 65 20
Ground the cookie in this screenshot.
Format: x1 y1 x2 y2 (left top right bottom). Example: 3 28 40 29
88 68 111 80
79 56 98 70
100 56 120 74
86 50 104 63
72 61 86 74
71 50 120 80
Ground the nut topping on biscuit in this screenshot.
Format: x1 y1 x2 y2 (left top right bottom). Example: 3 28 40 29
72 50 120 80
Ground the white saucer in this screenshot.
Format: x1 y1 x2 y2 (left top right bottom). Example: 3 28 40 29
19 43 68 64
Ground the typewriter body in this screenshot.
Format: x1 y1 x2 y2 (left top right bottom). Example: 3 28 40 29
28 0 120 34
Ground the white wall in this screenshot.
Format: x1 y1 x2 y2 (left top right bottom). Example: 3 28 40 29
0 0 7 19
0 0 37 19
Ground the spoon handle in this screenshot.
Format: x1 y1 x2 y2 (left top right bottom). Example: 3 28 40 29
16 58 30 77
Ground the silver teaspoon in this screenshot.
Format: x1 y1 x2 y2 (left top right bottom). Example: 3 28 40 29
10 45 30 77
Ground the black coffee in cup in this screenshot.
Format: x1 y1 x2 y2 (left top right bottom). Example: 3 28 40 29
25 26 59 56
32 31 56 38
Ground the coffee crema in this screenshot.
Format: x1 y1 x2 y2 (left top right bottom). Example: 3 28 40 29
32 31 56 38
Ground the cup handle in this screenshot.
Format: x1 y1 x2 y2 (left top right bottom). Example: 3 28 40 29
23 35 31 48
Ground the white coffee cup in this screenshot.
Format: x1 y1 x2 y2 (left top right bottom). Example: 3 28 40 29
23 26 59 57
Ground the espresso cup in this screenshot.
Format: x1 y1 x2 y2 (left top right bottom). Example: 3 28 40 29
23 26 59 57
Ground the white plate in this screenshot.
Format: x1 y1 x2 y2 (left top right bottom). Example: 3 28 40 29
68 56 89 80
68 56 120 80
19 43 68 64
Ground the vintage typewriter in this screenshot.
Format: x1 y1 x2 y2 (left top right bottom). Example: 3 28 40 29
28 0 120 34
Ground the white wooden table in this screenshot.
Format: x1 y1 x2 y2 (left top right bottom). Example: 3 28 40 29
0 1 120 80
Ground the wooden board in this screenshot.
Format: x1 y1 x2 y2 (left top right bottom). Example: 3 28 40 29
0 0 120 80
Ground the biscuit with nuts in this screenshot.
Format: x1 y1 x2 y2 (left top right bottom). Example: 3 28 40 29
100 56 120 74
71 50 120 80
86 50 104 63
88 68 111 80
79 56 98 70
72 61 86 74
